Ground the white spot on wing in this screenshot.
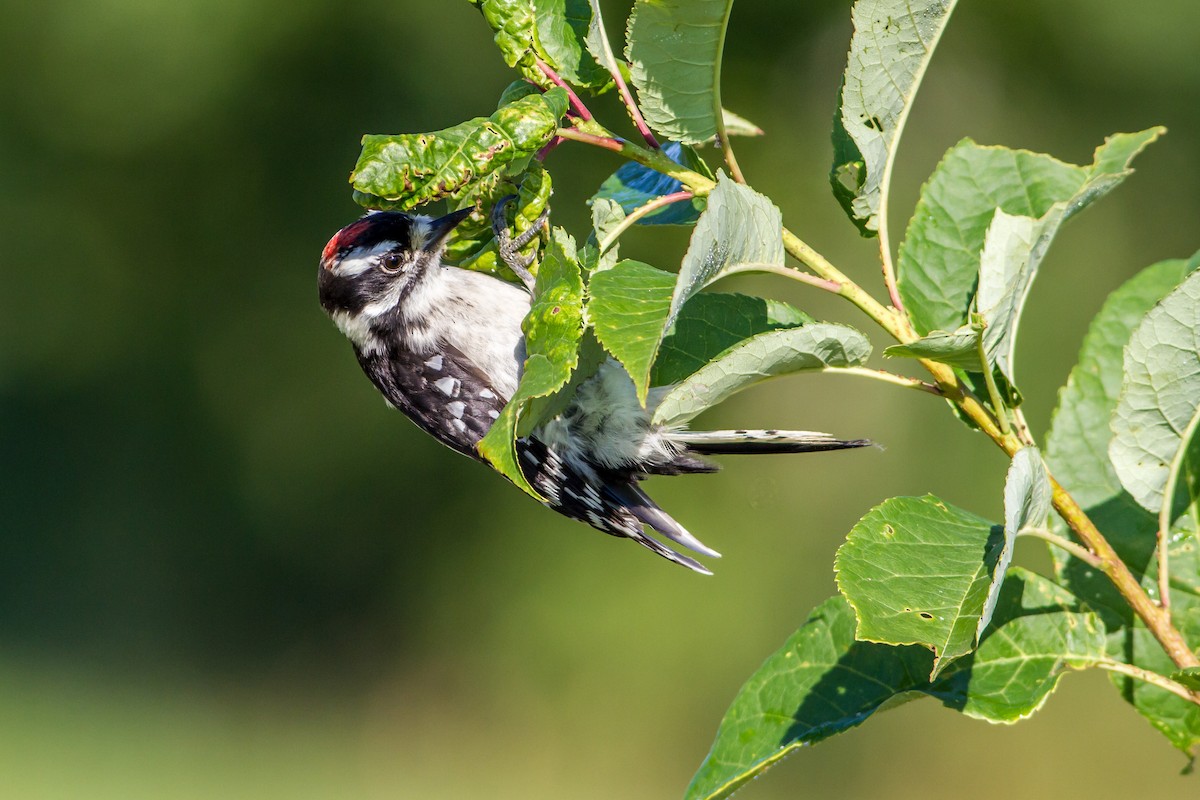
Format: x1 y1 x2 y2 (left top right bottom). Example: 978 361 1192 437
425 355 444 370
434 377 460 396
447 401 466 419
479 388 496 399
487 410 499 419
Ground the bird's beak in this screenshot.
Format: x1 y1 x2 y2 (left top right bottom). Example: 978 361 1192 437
421 207 474 252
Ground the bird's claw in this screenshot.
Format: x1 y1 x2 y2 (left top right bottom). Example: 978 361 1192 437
492 195 549 294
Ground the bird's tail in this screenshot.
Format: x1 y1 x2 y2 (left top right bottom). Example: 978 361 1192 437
665 429 872 455
602 481 721 575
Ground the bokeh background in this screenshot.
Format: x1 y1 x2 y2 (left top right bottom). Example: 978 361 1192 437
2 1 1199 797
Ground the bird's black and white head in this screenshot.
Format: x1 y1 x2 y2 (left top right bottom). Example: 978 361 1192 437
318 208 472 347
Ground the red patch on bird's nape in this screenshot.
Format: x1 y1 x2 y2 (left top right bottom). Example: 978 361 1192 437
321 217 375 266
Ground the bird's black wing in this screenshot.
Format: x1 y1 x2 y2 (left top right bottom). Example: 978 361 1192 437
356 342 506 460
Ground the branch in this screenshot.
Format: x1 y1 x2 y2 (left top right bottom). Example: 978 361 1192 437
537 60 592 121
1096 661 1200 706
1018 528 1102 569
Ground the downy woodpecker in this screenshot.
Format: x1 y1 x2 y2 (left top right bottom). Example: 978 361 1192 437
318 207 867 573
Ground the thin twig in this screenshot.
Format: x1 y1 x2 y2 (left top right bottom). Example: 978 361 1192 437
556 126 626 153
718 263 842 295
976 324 1011 435
1155 412 1200 610
823 366 943 397
1018 528 1102 568
1096 661 1200 706
537 60 592 121
598 191 692 254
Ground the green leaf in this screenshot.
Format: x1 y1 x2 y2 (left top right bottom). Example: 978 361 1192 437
469 0 611 91
587 259 675 402
350 88 568 210
926 568 1107 723
884 323 982 370
582 196 625 273
978 447 1051 639
1045 254 1200 755
974 129 1164 386
652 294 813 386
1172 668 1200 692
625 0 731 144
898 129 1164 337
1110 269 1200 514
721 107 763 137
477 228 585 498
651 323 871 427
835 495 1003 678
685 595 935 800
687 571 1103 799
830 0 957 235
581 0 621 83
673 173 783 319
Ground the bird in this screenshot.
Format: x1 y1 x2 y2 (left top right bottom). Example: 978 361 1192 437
317 205 869 574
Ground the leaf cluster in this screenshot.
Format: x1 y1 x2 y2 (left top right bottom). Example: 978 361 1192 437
340 0 1200 795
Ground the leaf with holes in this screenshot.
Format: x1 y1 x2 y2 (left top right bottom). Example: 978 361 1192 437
830 0 957 235
835 495 1003 678
652 323 871 427
351 88 568 210
478 228 584 498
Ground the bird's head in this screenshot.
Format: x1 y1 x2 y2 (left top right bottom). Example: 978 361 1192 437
317 208 472 326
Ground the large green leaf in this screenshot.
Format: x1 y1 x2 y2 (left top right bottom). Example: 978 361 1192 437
586 259 674 405
974 130 1164 386
830 0 957 235
685 595 935 800
1045 254 1200 755
652 294 812 386
670 172 783 327
478 228 585 497
350 88 568 210
625 0 731 144
977 447 1051 639
897 131 1163 337
652 323 871 427
468 0 611 91
926 569 1107 723
1110 269 1200 515
835 495 1003 678
687 571 1104 800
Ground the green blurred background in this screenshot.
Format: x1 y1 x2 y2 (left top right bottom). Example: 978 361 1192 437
2 1 1198 797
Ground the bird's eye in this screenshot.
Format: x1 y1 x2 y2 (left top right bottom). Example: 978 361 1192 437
379 252 404 274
